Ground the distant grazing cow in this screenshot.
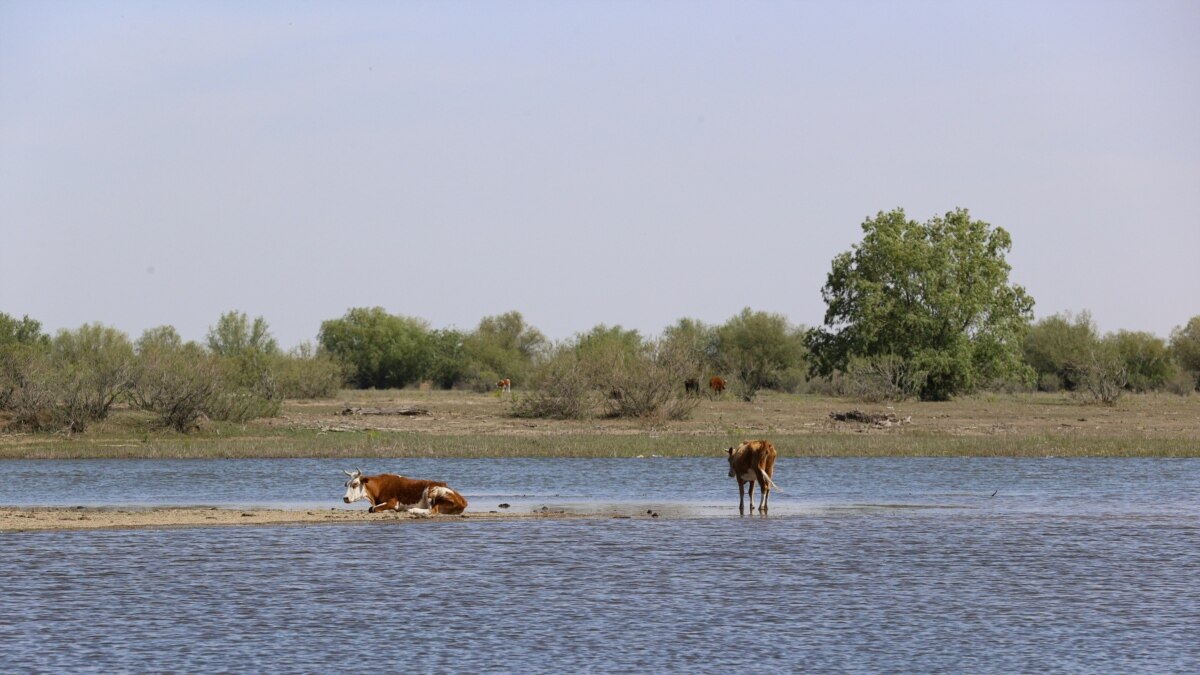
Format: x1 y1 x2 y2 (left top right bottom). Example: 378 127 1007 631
342 468 468 515
709 376 726 397
684 378 700 395
726 440 780 514
497 378 512 393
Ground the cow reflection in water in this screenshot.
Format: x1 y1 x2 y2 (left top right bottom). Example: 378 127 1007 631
342 468 468 516
726 440 781 515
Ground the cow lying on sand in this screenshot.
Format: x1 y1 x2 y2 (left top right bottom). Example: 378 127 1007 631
726 440 781 514
342 468 468 515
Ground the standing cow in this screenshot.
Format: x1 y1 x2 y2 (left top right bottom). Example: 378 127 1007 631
726 440 780 514
684 378 701 396
342 468 468 515
709 376 727 398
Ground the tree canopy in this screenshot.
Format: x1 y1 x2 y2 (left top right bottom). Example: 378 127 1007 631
318 307 432 389
805 208 1034 401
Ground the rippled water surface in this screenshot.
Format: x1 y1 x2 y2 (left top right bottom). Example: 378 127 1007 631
2 458 1198 673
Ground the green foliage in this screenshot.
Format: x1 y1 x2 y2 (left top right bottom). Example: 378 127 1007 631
806 207 1035 401
130 328 221 432
1074 336 1127 405
715 308 807 401
0 346 55 429
1023 311 1098 391
844 354 927 402
274 344 347 399
48 324 136 431
576 324 643 357
206 311 279 357
1112 330 1175 393
460 311 546 390
318 307 433 388
514 325 700 420
662 318 720 378
0 313 49 347
510 344 594 419
202 312 283 420
1170 316 1200 390
426 329 468 390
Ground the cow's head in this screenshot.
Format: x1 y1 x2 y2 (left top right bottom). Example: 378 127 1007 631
342 468 368 504
727 446 737 477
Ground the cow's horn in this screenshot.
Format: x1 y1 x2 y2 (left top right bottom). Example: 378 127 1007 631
343 469 356 477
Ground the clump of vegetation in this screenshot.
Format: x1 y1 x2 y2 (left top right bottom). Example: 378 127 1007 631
511 326 700 421
509 345 594 419
805 208 1035 401
129 327 221 432
0 311 344 434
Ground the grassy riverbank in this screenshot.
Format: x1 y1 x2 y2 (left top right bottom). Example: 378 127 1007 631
2 390 1197 459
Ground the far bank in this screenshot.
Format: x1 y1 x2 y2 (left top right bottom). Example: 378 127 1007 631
1 391 1197 459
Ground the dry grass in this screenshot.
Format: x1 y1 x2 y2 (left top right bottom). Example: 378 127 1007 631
1 390 1197 459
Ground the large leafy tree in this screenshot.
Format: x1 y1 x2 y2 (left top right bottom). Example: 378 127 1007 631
806 208 1034 401
318 307 432 388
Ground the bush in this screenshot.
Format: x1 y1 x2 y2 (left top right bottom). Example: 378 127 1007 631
1165 370 1196 397
1024 311 1098 391
510 346 594 419
1038 373 1062 393
48 325 136 432
1113 330 1175 392
1073 339 1127 406
0 346 56 430
595 340 699 420
1169 316 1200 388
319 308 433 388
204 356 282 422
274 346 346 399
844 354 926 402
130 331 222 432
716 308 806 401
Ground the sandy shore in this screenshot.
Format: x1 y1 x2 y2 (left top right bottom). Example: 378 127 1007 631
0 505 626 532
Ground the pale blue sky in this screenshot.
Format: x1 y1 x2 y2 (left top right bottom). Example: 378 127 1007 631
2 0 1197 348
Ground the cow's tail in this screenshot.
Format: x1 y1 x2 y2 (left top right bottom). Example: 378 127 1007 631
761 471 783 493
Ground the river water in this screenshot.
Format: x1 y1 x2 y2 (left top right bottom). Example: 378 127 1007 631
2 458 1198 673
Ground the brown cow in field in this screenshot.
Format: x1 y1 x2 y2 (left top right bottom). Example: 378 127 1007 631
342 469 468 515
709 376 726 397
496 378 512 393
726 440 780 514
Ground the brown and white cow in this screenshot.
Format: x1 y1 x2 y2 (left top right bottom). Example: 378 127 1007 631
726 440 780 514
709 376 727 398
496 378 512 394
342 469 468 515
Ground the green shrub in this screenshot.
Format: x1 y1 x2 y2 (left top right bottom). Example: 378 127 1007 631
274 346 347 399
510 346 595 419
130 329 221 432
844 354 926 402
716 308 806 401
1073 338 1127 406
595 340 699 420
319 307 433 388
1113 330 1175 392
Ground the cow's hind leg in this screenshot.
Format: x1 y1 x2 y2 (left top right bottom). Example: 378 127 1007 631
737 480 747 514
757 470 770 513
746 480 756 512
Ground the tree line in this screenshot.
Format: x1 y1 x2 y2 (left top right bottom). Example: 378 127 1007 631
3 207 1198 431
